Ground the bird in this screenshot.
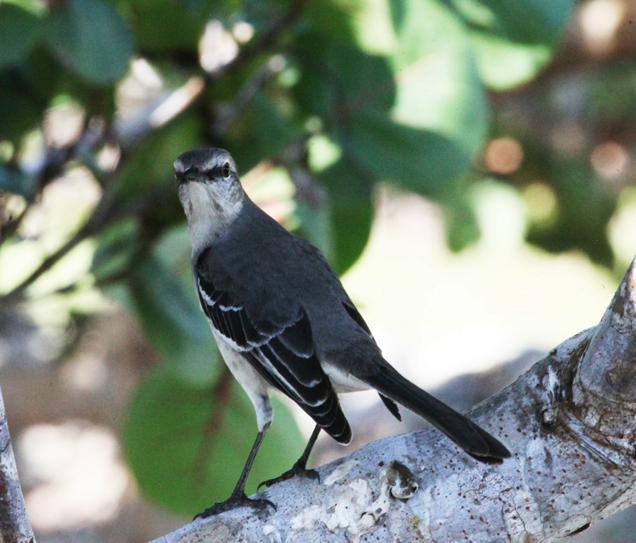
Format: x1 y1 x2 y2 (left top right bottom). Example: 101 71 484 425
174 147 511 519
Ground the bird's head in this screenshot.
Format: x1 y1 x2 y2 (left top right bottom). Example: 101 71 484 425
174 148 245 248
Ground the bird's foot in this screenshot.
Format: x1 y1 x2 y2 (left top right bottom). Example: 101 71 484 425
194 492 276 520
258 461 320 490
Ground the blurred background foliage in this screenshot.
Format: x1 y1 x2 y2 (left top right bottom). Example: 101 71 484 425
1 0 636 540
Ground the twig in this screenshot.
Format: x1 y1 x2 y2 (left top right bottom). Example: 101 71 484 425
0 184 174 305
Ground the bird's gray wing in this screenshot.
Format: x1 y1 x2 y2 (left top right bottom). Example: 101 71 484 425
196 270 351 444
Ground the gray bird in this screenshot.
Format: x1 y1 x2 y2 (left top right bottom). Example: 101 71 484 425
174 148 511 518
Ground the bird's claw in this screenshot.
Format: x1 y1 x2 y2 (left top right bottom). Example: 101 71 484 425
258 464 320 490
194 492 276 520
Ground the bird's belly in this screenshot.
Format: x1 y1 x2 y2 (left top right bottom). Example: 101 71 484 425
211 328 270 394
322 362 370 393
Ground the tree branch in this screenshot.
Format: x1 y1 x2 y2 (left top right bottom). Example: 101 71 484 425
0 384 36 543
149 257 636 543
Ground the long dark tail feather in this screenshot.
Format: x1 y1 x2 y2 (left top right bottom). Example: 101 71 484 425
379 394 402 421
366 365 511 463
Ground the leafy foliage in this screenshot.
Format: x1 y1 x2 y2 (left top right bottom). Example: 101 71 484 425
46 0 134 84
7 0 632 518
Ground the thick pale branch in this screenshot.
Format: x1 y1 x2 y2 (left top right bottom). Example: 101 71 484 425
151 258 636 543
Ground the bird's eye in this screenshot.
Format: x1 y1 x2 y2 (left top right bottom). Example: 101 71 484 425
222 162 231 178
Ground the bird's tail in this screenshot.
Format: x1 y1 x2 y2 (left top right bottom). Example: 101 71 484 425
364 364 511 463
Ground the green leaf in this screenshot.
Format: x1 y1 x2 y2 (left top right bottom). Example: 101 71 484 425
122 367 304 515
444 0 573 89
128 254 219 385
45 0 134 85
0 3 43 68
294 200 333 264
447 0 575 46
301 158 375 276
469 33 552 90
347 111 468 197
391 0 488 161
294 36 396 120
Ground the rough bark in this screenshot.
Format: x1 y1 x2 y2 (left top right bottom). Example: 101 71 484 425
0 384 36 543
149 257 636 543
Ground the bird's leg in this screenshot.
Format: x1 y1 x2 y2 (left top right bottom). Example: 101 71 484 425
194 423 276 519
258 424 322 490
